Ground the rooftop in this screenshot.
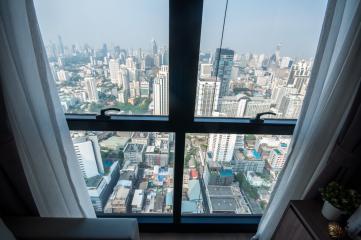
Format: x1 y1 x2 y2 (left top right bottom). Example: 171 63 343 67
131 132 149 138
210 197 238 212
190 169 198 179
252 149 261 159
154 194 164 212
188 180 202 201
114 187 130 200
219 168 233 177
208 185 233 196
100 136 129 150
182 201 199 213
166 189 173 206
273 148 282 155
85 175 103 188
131 189 144 207
123 143 145 153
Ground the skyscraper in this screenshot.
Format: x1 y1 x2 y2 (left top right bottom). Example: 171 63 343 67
119 66 129 91
73 135 104 178
219 94 248 117
279 94 303 118
269 44 282 67
195 77 220 116
207 134 237 162
272 86 298 108
151 38 158 56
153 65 169 115
287 60 312 94
129 68 141 98
212 48 234 97
108 59 121 86
57 35 64 56
243 98 272 118
84 77 98 102
200 63 212 78
268 148 286 170
160 47 169 65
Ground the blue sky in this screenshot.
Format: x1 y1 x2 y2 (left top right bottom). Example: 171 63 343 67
34 0 327 58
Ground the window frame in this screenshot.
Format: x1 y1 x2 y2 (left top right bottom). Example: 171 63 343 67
65 0 296 231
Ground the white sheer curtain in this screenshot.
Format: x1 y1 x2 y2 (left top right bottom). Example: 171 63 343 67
253 0 361 239
0 0 95 218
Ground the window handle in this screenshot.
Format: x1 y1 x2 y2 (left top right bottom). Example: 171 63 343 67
96 108 121 120
250 111 276 124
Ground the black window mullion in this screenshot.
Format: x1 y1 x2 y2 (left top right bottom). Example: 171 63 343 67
63 0 298 223
169 0 203 224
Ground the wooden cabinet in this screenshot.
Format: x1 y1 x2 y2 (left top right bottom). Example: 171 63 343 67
273 200 349 240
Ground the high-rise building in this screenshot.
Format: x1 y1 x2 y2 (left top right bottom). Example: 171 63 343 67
56 69 70 82
212 48 234 97
118 90 128 103
195 77 220 116
123 143 146 163
231 65 239 80
207 134 237 162
288 60 312 95
269 44 282 67
280 57 292 69
272 86 298 108
86 175 108 212
219 94 248 117
203 161 234 186
279 94 304 118
268 148 286 169
153 65 169 115
109 59 121 86
73 135 104 179
160 47 169 65
200 63 212 78
57 35 64 56
84 77 98 102
142 55 154 70
119 66 129 91
126 57 137 69
151 39 158 55
140 80 150 98
243 98 272 118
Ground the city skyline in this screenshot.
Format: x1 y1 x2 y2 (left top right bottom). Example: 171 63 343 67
34 0 325 215
34 0 169 51
34 0 327 58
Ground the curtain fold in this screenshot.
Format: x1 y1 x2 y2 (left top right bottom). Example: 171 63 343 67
0 0 95 218
253 0 361 239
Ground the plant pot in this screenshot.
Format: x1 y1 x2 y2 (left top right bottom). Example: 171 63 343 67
321 200 345 221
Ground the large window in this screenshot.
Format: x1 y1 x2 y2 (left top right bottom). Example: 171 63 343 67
35 0 327 228
182 134 291 215
71 131 174 214
195 0 326 119
35 0 169 115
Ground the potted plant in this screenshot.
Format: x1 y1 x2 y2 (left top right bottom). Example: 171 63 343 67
320 182 361 221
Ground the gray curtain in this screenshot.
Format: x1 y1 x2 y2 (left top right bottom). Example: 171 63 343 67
253 0 361 238
305 83 361 197
0 83 38 217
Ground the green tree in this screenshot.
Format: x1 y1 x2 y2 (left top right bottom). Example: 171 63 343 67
236 173 260 200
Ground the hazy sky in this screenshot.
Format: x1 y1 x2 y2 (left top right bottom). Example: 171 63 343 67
34 0 327 58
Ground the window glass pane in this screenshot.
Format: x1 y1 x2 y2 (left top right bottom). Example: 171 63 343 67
195 0 327 119
71 131 175 214
35 0 169 115
182 133 291 215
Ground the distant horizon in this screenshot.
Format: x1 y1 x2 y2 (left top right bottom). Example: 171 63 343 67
35 0 327 59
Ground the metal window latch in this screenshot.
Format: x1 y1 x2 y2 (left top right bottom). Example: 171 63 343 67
96 108 121 120
250 111 276 124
